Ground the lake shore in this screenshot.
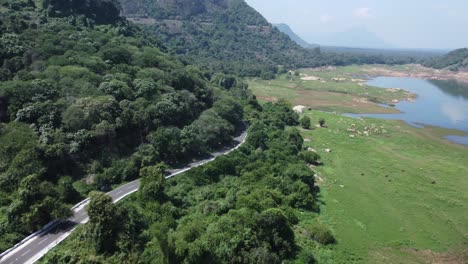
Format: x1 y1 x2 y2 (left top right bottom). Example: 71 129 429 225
362 64 468 84
346 76 468 145
248 69 416 114
249 66 468 263
299 110 468 263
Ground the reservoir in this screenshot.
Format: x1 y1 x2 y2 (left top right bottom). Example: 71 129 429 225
346 77 468 145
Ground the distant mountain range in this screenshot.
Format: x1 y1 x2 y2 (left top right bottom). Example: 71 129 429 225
273 23 319 49
275 23 394 50
308 25 394 50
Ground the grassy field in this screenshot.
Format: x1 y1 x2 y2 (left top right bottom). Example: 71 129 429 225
248 66 415 114
297 111 468 263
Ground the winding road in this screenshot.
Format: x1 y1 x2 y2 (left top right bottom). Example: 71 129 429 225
0 130 248 264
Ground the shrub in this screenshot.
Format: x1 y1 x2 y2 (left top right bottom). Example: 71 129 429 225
296 250 316 264
300 116 311 129
319 118 326 127
298 151 321 165
308 224 336 245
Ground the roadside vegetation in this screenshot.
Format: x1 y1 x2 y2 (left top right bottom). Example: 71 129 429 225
0 0 246 252
40 100 329 263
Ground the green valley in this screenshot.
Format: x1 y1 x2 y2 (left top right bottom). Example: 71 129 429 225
1 0 467 263
299 111 468 263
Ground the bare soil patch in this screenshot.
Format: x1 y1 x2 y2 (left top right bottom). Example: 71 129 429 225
365 64 468 83
256 96 278 102
300 75 322 81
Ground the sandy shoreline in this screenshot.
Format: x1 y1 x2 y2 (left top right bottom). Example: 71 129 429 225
363 64 468 83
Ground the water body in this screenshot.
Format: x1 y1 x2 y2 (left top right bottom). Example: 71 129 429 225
345 77 468 145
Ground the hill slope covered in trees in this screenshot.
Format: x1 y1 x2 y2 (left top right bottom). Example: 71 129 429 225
423 48 468 71
0 0 248 251
118 0 430 77
273 23 318 49
118 0 332 77
0 1 328 263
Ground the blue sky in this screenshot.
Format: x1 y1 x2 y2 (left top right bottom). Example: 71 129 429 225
244 0 468 50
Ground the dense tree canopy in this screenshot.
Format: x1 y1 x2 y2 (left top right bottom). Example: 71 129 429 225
42 99 326 263
423 48 468 71
1 1 336 262
0 0 246 251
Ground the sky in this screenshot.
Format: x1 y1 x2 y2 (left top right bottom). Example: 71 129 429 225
244 0 468 50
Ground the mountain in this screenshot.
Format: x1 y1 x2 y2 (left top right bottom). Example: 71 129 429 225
117 1 421 75
423 48 468 71
311 25 394 49
118 0 322 77
273 23 318 49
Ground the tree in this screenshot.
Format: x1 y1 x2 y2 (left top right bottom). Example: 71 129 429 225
0 96 8 122
6 174 70 233
255 209 296 259
62 96 119 131
212 97 243 127
0 34 25 61
210 73 238 89
134 79 159 99
98 80 134 101
57 176 78 203
180 124 205 157
298 151 321 165
285 127 303 153
319 118 326 127
101 47 132 65
148 127 182 162
192 109 234 148
139 165 166 203
86 191 117 253
300 116 311 129
308 224 336 245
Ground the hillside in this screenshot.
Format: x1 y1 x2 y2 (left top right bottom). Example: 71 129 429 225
0 1 328 263
119 0 324 77
118 0 426 77
0 0 247 251
423 48 468 71
273 23 318 49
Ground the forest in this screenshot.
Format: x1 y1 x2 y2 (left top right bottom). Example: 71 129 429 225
118 0 425 79
423 48 468 71
0 0 248 252
41 100 328 264
0 1 333 262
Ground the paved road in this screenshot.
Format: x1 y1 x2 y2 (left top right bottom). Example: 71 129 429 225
0 130 248 264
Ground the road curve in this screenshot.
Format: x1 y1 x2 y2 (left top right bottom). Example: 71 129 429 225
0 130 248 264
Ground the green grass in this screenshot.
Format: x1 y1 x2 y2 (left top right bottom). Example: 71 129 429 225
297 111 468 263
248 69 412 114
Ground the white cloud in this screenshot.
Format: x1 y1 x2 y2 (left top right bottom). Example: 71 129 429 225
441 102 466 124
320 14 333 23
353 7 373 18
